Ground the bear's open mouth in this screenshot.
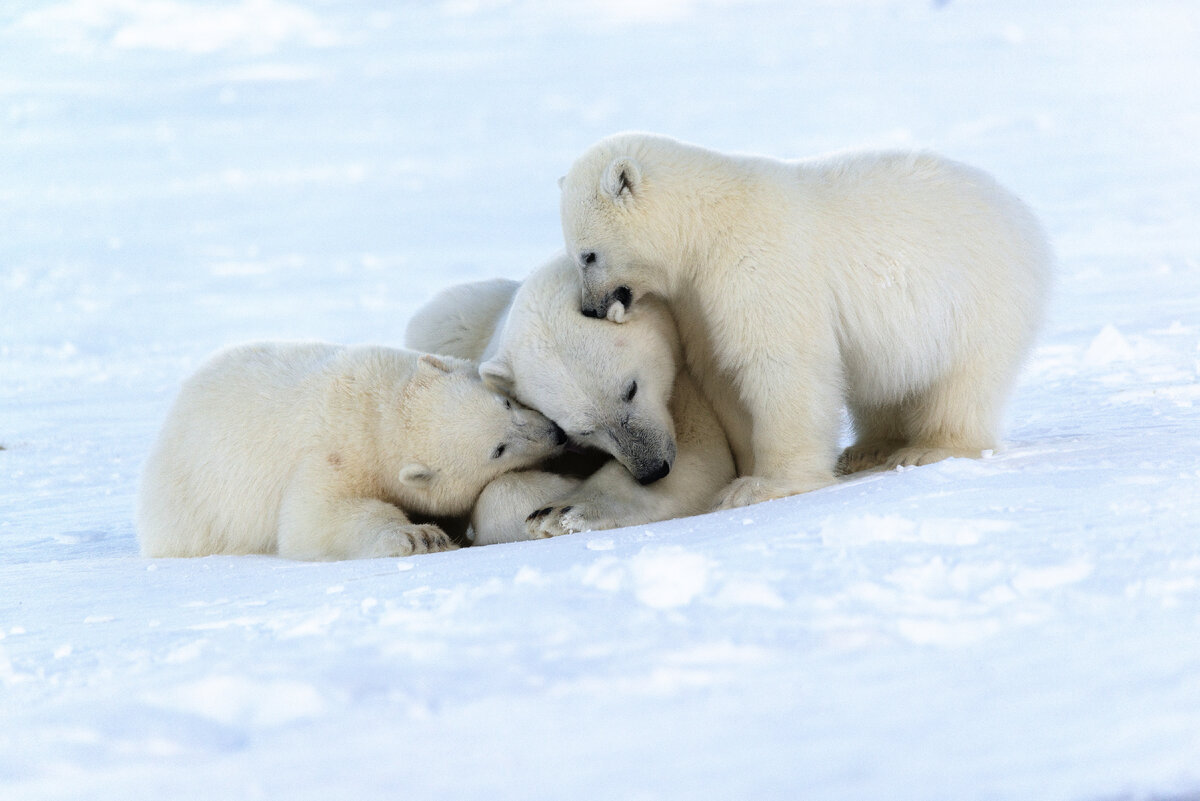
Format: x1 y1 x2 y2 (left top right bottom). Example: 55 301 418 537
611 286 633 309
581 285 633 320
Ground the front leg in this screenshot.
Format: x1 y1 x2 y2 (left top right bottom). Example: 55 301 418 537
283 495 457 560
524 460 639 538
278 459 457 560
470 471 582 545
712 351 843 510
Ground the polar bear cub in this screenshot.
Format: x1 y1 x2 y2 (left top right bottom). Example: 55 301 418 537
405 254 735 542
560 132 1051 509
137 342 565 560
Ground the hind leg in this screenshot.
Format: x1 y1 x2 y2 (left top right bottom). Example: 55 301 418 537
837 399 907 475
885 362 1005 469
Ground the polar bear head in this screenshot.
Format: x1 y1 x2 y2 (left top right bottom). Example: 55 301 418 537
389 353 567 514
478 255 680 485
559 132 699 321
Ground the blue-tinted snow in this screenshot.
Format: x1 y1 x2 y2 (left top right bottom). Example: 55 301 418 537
2 1 1199 799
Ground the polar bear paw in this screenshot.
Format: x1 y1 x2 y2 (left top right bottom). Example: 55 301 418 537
713 474 832 511
525 504 607 539
883 446 984 470
836 439 904 475
371 523 459 557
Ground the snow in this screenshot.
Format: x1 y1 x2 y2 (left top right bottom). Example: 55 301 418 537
2 0 1199 799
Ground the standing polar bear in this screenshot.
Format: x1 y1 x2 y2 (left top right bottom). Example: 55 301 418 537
405 254 734 542
559 132 1051 509
137 343 564 560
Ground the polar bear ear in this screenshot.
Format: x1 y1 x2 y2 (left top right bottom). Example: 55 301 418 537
602 157 640 202
418 353 454 374
479 357 515 396
398 462 436 488
557 175 566 191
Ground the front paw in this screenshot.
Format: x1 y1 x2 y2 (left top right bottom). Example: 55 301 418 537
373 524 458 557
525 504 608 539
884 446 983 469
713 475 832 511
836 439 904 475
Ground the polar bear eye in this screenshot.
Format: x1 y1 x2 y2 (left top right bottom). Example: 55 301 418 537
623 380 638 403
502 398 512 410
491 444 507 460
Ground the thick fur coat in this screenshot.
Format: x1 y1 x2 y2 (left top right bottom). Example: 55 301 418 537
137 343 563 559
559 132 1051 509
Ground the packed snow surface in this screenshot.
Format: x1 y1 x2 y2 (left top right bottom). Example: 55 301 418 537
2 1 1199 799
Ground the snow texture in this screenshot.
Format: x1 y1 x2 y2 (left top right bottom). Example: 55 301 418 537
2 1 1199 799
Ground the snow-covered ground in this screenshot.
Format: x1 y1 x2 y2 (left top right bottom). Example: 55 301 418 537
3 1 1199 798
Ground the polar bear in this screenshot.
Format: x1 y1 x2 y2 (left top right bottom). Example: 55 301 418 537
405 254 735 541
559 132 1052 509
137 342 565 560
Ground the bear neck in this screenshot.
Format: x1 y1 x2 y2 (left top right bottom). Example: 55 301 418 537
352 372 422 493
642 143 779 297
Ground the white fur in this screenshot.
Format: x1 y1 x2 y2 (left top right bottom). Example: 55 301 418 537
560 132 1052 509
405 277 520 362
470 470 581 545
137 343 564 560
405 254 735 540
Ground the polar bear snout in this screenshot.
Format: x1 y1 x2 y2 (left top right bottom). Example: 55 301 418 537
550 422 568 446
636 459 672 486
580 284 607 319
513 407 568 450
582 285 633 322
578 251 634 321
610 424 676 485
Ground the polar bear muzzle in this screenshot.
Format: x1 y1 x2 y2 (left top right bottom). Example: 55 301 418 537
582 284 633 322
607 421 676 485
636 459 672 486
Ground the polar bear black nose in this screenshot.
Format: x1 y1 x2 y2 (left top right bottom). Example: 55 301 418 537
581 302 605 319
636 459 672 486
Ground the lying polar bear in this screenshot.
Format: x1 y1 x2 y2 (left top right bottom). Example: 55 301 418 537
137 342 565 560
405 253 735 543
